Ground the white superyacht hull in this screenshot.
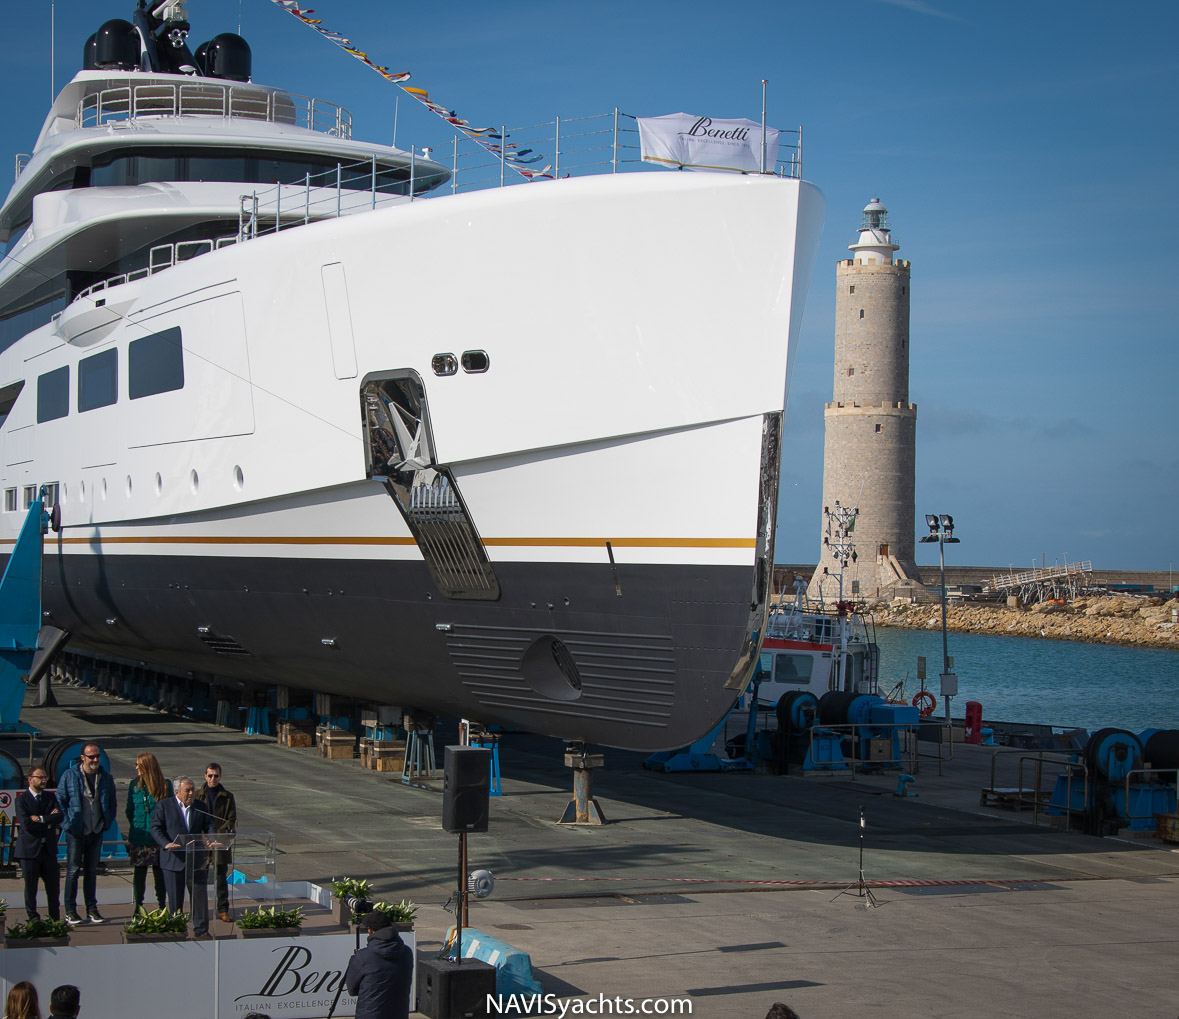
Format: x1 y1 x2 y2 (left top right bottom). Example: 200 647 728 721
2 166 823 750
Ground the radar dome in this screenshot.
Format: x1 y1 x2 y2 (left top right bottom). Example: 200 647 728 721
203 33 251 82
94 19 138 71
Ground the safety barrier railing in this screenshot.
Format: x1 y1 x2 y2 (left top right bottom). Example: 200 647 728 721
76 81 352 138
14 153 29 183
980 749 1084 827
1121 766 1179 827
801 721 920 778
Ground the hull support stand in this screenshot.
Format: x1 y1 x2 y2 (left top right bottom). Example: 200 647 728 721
557 746 607 825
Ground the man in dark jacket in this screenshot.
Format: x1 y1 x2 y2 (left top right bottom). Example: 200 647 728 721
198 762 237 921
12 766 62 921
345 910 414 1019
56 742 118 925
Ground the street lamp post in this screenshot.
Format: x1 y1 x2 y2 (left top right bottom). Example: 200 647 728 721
920 513 960 724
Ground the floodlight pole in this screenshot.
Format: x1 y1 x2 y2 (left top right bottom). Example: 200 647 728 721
920 514 960 725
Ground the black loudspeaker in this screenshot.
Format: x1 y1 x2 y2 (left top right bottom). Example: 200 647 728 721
442 746 491 833
416 955 496 1018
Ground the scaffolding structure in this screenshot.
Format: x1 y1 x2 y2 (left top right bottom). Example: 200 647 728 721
989 561 1094 604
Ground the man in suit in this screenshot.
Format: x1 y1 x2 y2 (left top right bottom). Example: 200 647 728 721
150 775 216 936
12 766 62 921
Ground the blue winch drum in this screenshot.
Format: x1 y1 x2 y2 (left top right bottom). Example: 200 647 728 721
0 749 25 790
776 690 819 733
42 739 112 786
1084 728 1143 783
817 691 884 728
1142 730 1179 771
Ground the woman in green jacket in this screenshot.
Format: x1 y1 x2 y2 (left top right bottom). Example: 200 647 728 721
125 751 172 913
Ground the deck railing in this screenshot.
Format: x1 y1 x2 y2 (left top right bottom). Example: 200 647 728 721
75 81 352 139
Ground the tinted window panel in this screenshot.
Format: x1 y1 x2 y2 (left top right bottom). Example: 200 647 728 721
78 347 118 411
129 327 184 399
36 366 69 422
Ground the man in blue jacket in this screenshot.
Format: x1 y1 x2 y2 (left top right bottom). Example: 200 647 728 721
345 910 414 1019
55 742 118 925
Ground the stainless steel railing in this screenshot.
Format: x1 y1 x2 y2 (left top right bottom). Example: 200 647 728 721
75 81 352 139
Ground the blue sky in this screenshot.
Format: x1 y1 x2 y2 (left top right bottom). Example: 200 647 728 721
3 1 1176 572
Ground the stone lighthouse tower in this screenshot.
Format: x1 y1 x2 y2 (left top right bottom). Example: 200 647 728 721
809 198 919 602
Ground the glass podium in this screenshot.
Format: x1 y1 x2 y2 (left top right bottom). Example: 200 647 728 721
181 830 277 931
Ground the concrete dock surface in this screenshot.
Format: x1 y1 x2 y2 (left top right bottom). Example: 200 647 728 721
2 682 1176 1018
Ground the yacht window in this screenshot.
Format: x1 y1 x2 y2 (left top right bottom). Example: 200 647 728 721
774 653 815 685
78 348 118 412
36 366 69 423
3 489 15 512
44 482 59 508
0 279 67 355
88 147 414 195
22 486 35 509
129 327 184 399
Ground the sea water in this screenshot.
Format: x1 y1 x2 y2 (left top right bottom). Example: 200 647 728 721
872 626 1179 733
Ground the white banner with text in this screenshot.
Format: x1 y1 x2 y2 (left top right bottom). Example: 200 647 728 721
637 112 779 173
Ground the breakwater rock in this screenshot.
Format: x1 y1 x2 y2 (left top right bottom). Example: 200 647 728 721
876 596 1179 650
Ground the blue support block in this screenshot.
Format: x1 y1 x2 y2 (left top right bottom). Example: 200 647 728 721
472 740 502 796
445 926 544 998
246 706 272 736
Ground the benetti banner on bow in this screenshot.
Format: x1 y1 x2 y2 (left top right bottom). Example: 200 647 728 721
637 113 780 173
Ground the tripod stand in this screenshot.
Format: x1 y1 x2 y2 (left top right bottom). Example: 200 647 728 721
831 806 878 908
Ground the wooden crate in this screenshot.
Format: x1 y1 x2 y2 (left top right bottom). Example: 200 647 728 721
278 719 316 748
1154 812 1179 844
318 729 356 760
368 739 406 773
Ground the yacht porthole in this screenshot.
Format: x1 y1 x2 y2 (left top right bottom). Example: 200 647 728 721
79 480 86 501
155 473 163 495
190 470 199 494
125 475 132 497
233 465 244 490
101 478 108 501
62 483 68 500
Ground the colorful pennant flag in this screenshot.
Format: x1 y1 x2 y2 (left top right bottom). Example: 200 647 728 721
268 1 549 180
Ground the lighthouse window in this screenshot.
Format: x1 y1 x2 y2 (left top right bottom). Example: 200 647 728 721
129 327 185 399
78 348 118 412
849 285 855 294
847 367 854 376
875 423 882 433
859 309 865 319
36 366 69 423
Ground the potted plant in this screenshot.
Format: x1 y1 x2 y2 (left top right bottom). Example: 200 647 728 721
370 899 417 933
330 877 372 926
6 916 70 948
123 907 191 943
236 905 304 938
0 898 7 938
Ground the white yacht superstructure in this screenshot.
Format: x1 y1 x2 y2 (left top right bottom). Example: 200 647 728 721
0 2 824 751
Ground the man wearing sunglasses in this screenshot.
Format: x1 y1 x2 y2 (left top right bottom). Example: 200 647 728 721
56 743 118 925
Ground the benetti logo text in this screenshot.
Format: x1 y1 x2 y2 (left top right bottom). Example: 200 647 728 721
235 945 348 1002
686 117 751 142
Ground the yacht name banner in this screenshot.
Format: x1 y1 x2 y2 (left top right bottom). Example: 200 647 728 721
637 112 780 173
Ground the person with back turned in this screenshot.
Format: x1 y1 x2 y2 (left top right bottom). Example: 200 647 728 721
344 910 413 1019
12 766 62 922
47 985 80 1019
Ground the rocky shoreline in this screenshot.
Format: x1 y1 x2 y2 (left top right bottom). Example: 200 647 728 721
873 595 1179 651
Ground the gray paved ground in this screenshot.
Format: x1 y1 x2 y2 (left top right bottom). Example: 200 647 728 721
3 683 1177 1017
